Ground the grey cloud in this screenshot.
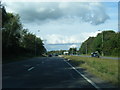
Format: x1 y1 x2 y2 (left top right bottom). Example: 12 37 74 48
6 2 109 25
17 2 63 22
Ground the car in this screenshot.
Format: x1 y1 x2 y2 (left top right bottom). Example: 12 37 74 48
91 52 99 58
55 54 58 56
48 54 52 57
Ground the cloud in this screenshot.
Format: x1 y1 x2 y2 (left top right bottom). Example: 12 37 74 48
5 2 109 25
3 0 120 2
45 34 80 44
69 44 77 48
45 31 99 44
43 30 104 51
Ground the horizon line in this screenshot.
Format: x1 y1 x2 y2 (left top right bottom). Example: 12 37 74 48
47 43 81 45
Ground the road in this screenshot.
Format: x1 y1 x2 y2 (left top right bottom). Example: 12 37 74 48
2 57 98 88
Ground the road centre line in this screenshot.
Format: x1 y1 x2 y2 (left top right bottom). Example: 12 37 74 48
27 67 35 71
64 59 100 90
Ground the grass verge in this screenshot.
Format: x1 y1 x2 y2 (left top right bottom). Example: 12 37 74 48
61 55 119 86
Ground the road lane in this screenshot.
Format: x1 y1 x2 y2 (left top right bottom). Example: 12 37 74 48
2 57 97 88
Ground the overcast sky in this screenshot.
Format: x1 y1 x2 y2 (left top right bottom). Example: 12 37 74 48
3 0 118 51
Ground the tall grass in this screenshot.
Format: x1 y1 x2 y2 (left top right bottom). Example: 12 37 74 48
62 55 118 85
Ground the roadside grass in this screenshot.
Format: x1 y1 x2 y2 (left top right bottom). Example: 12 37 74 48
62 55 119 85
79 54 119 58
103 55 119 58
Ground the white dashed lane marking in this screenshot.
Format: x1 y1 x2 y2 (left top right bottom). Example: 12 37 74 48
27 67 35 71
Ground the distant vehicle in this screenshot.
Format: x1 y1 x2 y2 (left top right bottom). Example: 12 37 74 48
55 54 58 56
91 52 99 58
48 54 52 57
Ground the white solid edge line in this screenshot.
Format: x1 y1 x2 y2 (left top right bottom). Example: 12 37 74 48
28 67 35 71
64 60 101 90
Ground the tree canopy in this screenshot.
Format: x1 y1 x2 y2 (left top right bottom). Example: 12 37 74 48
79 30 119 56
2 5 46 60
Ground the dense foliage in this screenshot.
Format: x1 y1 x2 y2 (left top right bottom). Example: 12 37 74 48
47 50 67 55
79 30 119 56
68 48 77 55
47 48 79 55
2 6 46 60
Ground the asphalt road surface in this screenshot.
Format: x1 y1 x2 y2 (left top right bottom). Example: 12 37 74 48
2 57 98 89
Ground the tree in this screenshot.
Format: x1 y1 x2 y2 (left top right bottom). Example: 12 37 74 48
79 30 118 56
79 37 95 54
2 5 46 60
2 12 23 56
69 48 77 55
